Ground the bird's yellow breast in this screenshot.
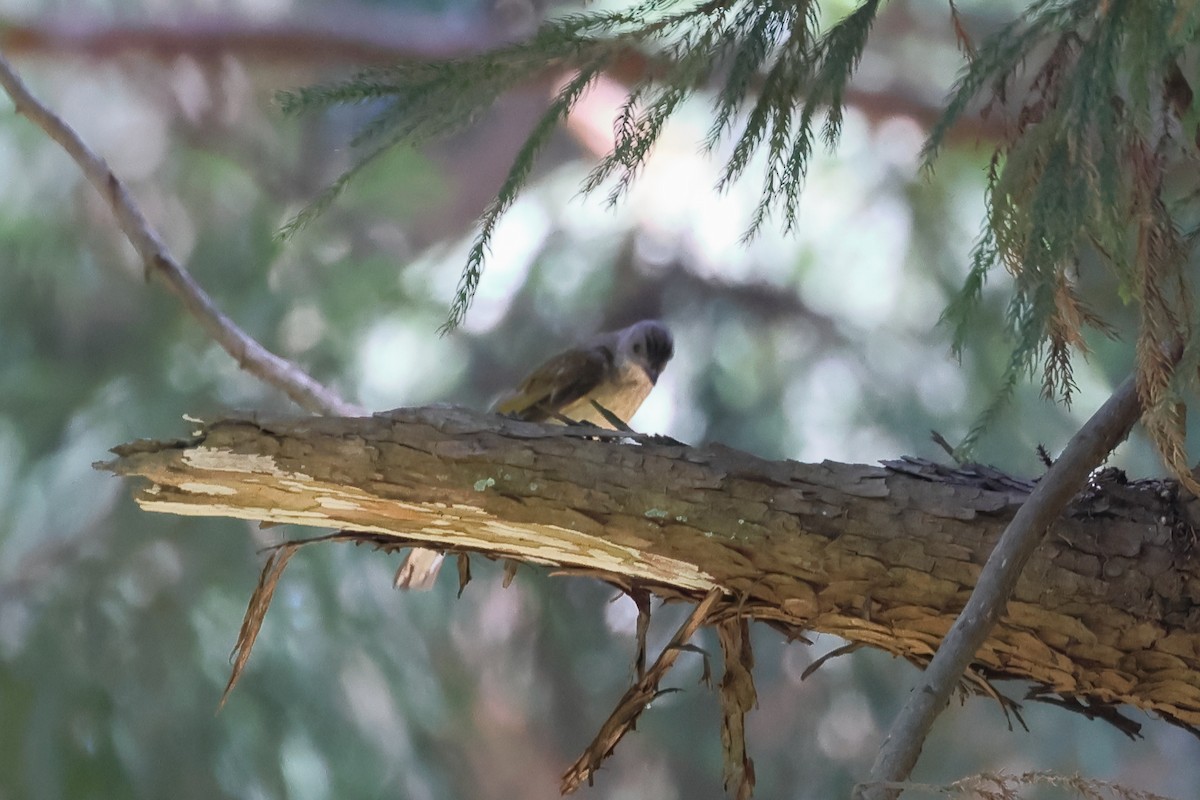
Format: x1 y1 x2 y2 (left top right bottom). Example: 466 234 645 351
558 361 653 427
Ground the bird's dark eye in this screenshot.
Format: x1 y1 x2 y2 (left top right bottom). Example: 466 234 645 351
633 343 643 354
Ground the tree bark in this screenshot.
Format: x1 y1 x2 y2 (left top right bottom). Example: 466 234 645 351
99 405 1200 731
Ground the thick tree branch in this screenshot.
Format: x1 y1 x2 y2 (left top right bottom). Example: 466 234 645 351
859 375 1143 799
0 52 362 417
98 406 1200 737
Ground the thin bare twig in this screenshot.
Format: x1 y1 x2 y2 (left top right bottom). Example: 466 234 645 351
561 587 724 794
0 51 364 417
856 374 1142 800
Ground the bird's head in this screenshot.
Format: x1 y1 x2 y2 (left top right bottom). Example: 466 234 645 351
619 320 674 384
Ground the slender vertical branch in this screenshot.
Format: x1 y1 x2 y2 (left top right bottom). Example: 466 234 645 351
0 51 364 417
857 373 1142 800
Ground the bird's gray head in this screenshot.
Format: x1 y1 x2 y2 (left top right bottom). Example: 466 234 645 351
618 320 674 383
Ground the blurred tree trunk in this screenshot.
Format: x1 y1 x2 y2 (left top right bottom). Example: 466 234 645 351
101 406 1200 732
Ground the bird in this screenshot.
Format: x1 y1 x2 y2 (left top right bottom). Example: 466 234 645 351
394 320 675 590
492 319 674 426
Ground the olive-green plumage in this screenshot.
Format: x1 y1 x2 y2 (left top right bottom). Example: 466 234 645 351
493 320 674 426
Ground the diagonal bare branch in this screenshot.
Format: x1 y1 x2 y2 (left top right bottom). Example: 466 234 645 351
858 374 1143 800
0 51 363 417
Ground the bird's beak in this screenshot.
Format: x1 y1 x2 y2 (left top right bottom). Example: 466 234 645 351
646 367 661 384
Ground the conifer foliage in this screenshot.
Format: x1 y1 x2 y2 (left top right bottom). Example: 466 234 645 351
927 1 1200 471
276 0 877 326
281 0 1200 477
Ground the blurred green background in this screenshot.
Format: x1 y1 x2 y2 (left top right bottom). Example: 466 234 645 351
0 0 1196 798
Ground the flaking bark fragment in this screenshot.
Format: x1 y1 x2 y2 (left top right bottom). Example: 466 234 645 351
717 617 756 800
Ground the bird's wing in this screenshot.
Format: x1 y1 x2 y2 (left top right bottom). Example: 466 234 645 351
493 345 613 421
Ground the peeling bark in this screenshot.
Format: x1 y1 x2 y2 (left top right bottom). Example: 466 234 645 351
98 406 1200 730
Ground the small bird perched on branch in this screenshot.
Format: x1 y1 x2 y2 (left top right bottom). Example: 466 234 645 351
493 319 674 425
394 319 675 590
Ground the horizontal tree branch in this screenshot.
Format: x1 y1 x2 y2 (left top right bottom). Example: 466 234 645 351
0 13 497 64
99 406 1200 732
0 15 1005 145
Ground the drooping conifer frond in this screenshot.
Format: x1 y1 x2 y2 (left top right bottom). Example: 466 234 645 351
927 0 1200 468
446 63 605 330
279 0 886 324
